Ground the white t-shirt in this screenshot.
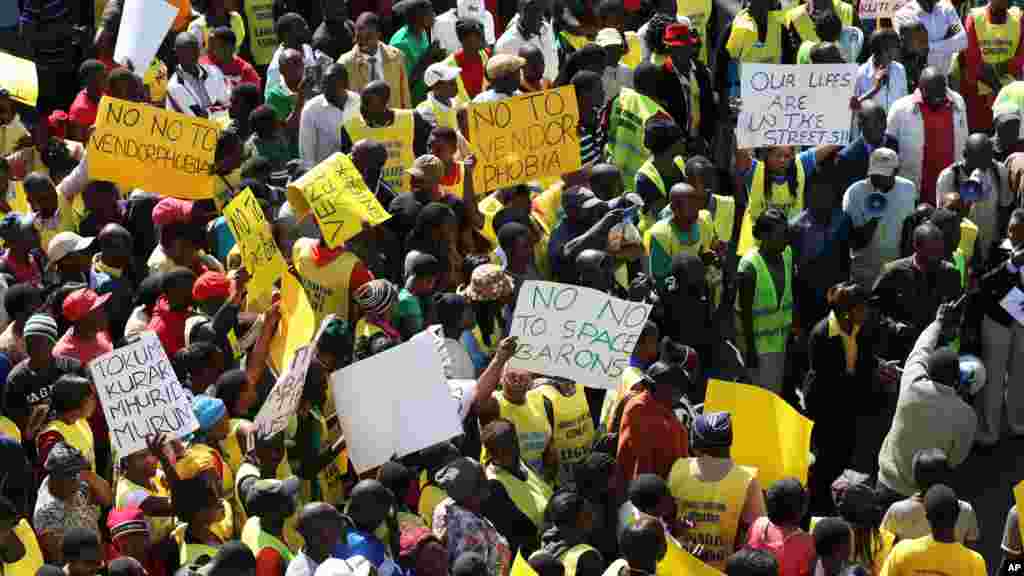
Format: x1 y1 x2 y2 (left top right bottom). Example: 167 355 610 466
432 7 496 54
842 176 918 287
882 495 980 544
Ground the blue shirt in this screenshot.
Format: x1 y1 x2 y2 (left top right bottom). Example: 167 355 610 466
334 529 388 568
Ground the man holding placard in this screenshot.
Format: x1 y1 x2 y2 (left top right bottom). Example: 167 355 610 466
342 81 419 194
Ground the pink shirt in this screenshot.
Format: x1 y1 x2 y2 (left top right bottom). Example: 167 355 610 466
746 517 817 576
53 329 113 365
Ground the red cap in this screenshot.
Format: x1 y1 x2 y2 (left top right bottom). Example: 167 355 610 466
192 271 232 302
63 288 111 323
663 21 697 47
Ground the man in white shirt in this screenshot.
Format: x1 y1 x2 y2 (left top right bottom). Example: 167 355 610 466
166 32 231 119
842 147 918 287
596 28 633 105
267 13 332 99
433 0 496 54
300 63 361 169
893 0 966 75
495 0 558 83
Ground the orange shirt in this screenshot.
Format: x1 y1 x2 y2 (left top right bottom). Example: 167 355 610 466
170 0 193 31
616 391 689 485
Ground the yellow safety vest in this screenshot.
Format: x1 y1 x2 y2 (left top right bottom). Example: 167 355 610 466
244 0 279 66
972 6 1022 95
188 443 238 540
116 474 174 543
706 194 736 245
531 384 595 487
644 214 716 261
726 10 785 64
241 517 296 564
219 419 250 479
668 458 756 570
560 543 600 576
234 462 304 551
735 246 793 355
313 409 349 508
5 520 42 576
172 524 221 567
486 463 554 530
293 239 360 325
737 158 806 255
622 32 644 69
606 89 669 193
676 0 713 63
416 98 460 130
785 0 854 43
635 156 687 234
344 110 415 194
481 392 551 475
43 419 94 472
191 12 247 53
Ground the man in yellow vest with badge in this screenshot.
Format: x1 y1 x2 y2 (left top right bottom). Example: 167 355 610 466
961 0 1024 131
645 183 719 296
530 377 595 487
241 477 300 576
734 208 793 395
605 62 671 194
343 81 420 194
668 412 764 571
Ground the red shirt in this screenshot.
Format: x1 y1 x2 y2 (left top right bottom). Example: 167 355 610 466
69 90 101 130
199 54 262 92
255 547 285 576
917 92 955 206
455 50 487 98
147 296 189 357
615 390 689 485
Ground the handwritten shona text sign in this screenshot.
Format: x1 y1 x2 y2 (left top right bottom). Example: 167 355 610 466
468 86 582 194
508 281 653 389
89 331 200 456
737 64 857 149
88 96 220 199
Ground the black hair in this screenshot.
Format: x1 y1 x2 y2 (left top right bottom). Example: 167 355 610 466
685 155 714 179
632 62 661 98
900 203 935 257
0 157 9 175
810 42 844 63
249 105 278 139
213 126 242 167
527 552 565 576
556 45 606 87
210 25 237 47
214 369 249 417
627 474 669 511
869 27 900 58
354 331 399 360
570 70 603 98
1011 207 1024 225
644 117 681 156
753 207 789 240
62 527 102 562
543 490 587 529
41 139 77 181
595 0 625 18
430 126 458 145
912 448 951 492
172 475 220 523
3 283 40 324
765 477 806 526
172 341 222 387
497 221 530 256
361 80 392 102
275 12 308 38
620 518 664 570
135 273 164 310
51 375 93 414
813 517 852 558
645 12 677 55
725 548 779 576
21 172 51 196
79 59 107 84
929 207 960 236
455 17 484 42
923 484 959 532
813 10 842 42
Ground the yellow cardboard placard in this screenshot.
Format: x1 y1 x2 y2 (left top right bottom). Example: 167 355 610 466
467 86 582 195
1014 480 1024 550
223 187 286 304
0 52 38 107
243 0 278 66
286 152 392 248
87 96 220 200
705 379 815 487
268 272 316 376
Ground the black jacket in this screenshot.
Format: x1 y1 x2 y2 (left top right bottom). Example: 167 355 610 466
979 244 1022 328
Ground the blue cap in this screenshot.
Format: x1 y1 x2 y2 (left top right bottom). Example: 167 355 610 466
191 395 227 431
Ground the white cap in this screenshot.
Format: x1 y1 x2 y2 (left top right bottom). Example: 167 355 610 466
314 557 373 576
46 232 94 267
424 62 462 87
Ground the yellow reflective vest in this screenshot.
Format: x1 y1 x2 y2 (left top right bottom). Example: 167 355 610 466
531 383 595 487
606 89 669 193
344 110 415 194
735 246 793 355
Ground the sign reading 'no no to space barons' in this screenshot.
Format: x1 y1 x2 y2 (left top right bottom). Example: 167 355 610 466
468 86 582 194
736 64 857 149
89 331 200 456
508 281 653 389
88 96 221 199
287 152 392 248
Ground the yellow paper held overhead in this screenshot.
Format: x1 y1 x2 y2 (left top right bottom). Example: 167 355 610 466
268 272 316 376
510 551 538 576
0 52 38 107
87 96 220 200
287 152 392 248
467 86 581 195
223 187 286 304
705 379 814 487
1014 480 1024 550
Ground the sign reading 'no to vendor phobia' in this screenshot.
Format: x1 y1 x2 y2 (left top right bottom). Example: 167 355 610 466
508 281 653 389
468 86 582 194
736 64 857 149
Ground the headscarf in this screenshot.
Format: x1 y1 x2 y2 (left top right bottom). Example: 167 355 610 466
691 411 732 450
354 280 399 318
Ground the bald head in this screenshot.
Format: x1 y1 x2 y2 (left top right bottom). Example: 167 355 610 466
297 502 343 536
175 31 199 49
351 139 388 183
919 67 948 107
858 100 887 147
362 80 391 101
965 132 992 167
175 31 200 67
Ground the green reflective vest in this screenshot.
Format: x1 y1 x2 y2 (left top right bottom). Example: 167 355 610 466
606 89 667 193
738 246 793 354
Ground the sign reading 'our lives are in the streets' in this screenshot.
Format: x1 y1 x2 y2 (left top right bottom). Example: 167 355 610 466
736 64 857 149
89 331 200 456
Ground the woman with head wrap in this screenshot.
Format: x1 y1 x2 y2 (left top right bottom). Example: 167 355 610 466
667 411 765 570
183 395 238 541
432 457 511 576
539 491 604 576
353 279 401 344
458 262 515 373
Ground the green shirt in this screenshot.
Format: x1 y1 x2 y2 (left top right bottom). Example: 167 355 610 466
261 83 300 158
395 287 424 332
390 25 430 104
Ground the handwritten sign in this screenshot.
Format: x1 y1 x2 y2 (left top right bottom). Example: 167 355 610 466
244 0 279 66
0 52 38 107
224 187 286 303
705 379 813 486
859 0 907 19
508 281 653 389
287 153 392 248
268 272 316 376
331 330 462 472
253 344 314 439
736 64 857 149
468 86 581 194
88 96 220 199
89 331 200 456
